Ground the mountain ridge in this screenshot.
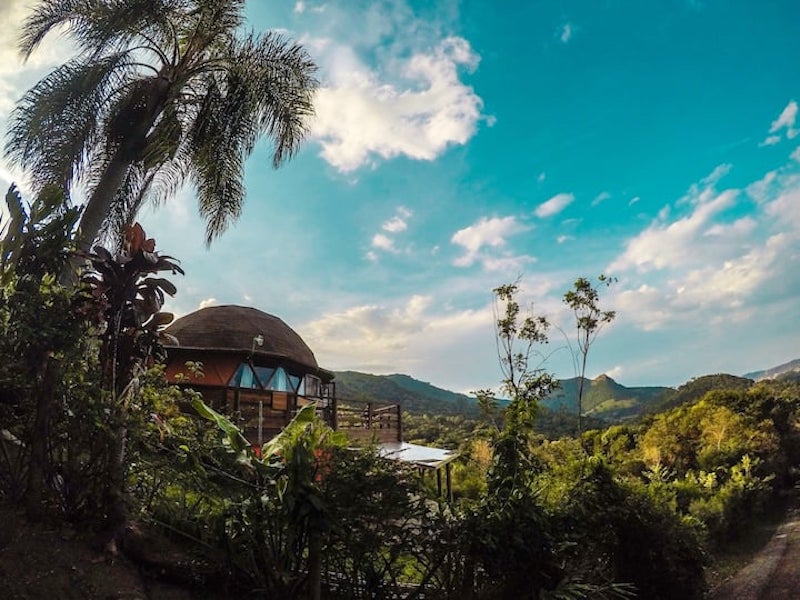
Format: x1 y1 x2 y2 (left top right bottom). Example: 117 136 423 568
333 357 799 422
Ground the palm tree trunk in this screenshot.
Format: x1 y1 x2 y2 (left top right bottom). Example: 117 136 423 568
75 149 132 252
75 79 169 252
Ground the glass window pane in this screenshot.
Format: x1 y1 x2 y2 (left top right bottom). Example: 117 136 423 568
240 364 257 389
288 374 301 393
254 366 275 388
228 363 246 387
268 367 289 392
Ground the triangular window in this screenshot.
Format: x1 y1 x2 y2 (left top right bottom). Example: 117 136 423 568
268 367 290 392
254 366 275 389
228 363 259 389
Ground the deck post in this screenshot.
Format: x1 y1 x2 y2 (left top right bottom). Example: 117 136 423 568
367 402 373 431
396 404 403 442
437 468 443 497
446 462 453 503
331 394 338 431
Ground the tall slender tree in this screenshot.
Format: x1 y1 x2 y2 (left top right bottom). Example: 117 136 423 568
563 275 616 435
6 0 318 248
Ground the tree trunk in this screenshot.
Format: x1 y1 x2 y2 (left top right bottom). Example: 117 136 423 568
74 78 170 252
26 356 54 520
308 530 321 600
74 150 133 252
104 407 129 550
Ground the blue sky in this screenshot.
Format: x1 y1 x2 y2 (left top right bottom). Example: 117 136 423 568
1 0 799 393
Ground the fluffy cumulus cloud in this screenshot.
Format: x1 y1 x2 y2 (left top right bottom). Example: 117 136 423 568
608 161 800 333
610 165 738 273
761 100 798 146
309 31 483 172
451 216 532 270
299 295 495 387
535 192 574 218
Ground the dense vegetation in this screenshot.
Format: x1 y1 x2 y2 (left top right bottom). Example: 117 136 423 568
2 185 800 599
1 4 799 597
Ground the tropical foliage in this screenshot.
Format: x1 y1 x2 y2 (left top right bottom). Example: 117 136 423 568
6 0 318 246
2 190 800 598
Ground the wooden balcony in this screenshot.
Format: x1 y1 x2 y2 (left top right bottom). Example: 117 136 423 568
181 384 402 445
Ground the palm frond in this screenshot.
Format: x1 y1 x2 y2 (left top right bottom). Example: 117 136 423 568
187 74 246 244
232 31 318 167
5 53 135 192
20 0 179 61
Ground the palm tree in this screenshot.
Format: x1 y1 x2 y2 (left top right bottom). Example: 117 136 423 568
5 0 318 248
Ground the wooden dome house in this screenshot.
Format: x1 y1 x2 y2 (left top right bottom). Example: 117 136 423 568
163 305 458 499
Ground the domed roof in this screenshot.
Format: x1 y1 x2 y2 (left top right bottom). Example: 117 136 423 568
165 305 318 369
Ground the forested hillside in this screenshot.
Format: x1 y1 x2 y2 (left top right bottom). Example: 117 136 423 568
334 370 477 415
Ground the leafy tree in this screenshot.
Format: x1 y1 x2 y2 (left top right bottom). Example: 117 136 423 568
6 0 318 248
475 282 556 495
563 275 616 435
79 223 183 545
0 185 84 515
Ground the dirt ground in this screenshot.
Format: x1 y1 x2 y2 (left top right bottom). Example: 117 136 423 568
710 504 800 600
0 501 198 599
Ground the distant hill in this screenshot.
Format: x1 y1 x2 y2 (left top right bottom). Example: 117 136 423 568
745 358 800 381
333 371 477 416
332 371 669 422
647 373 753 414
543 374 672 421
333 357 799 425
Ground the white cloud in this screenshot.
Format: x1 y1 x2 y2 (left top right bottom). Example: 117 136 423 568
791 146 800 162
451 216 529 268
481 254 536 272
535 192 574 218
761 100 798 146
300 294 496 388
382 217 407 233
608 159 800 338
560 23 573 43
592 191 611 206
609 188 737 273
371 233 396 252
382 206 412 232
766 186 800 231
368 206 413 259
746 170 778 203
198 298 218 309
770 101 798 134
614 285 673 331
537 172 546 183
704 216 757 237
628 196 640 206
672 233 789 313
311 36 484 172
0 2 75 115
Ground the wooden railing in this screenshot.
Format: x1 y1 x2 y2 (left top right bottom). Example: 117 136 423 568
179 384 402 445
332 400 402 443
